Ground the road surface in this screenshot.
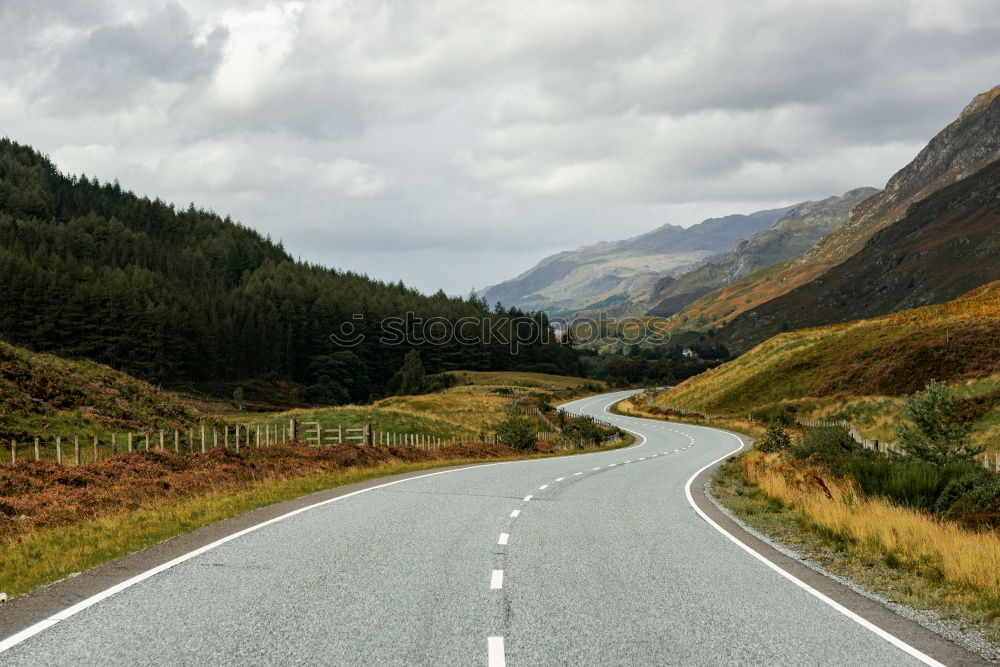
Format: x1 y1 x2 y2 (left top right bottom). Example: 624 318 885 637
0 391 960 665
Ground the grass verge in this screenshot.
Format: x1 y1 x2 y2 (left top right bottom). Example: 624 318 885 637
713 454 1000 647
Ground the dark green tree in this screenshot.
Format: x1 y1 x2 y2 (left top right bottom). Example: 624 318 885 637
898 380 979 465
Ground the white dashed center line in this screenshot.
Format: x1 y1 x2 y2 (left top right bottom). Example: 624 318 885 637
498 533 509 546
523 495 533 502
490 570 504 589
555 477 565 482
574 472 583 476
488 636 506 667
510 509 520 518
538 485 548 490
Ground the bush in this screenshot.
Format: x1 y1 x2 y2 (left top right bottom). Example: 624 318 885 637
756 425 791 453
750 405 797 427
935 470 1000 528
790 427 857 469
847 455 982 511
563 415 607 439
495 413 537 450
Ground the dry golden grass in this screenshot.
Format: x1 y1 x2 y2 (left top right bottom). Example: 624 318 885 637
449 370 604 390
743 450 1000 600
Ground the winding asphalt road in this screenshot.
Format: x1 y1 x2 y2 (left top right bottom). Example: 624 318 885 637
0 391 969 665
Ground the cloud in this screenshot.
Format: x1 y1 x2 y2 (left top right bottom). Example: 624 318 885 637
4 0 1000 295
38 3 228 110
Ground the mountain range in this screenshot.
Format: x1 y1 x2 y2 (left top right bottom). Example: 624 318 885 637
479 207 789 315
647 187 880 318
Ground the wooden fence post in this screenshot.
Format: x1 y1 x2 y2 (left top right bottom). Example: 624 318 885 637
289 419 296 442
74 436 80 465
93 435 99 463
256 425 260 448
174 430 180 453
10 440 15 464
110 433 116 455
56 436 62 465
201 424 207 453
145 433 150 452
189 428 195 452
235 425 241 452
34 437 40 461
213 426 219 449
159 430 165 451
364 423 372 446
127 433 134 453
224 425 230 449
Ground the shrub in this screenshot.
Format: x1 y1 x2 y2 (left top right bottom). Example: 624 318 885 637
935 471 1000 528
847 455 982 511
751 405 797 427
756 425 791 452
790 427 857 469
563 415 607 439
495 413 537 450
898 380 980 465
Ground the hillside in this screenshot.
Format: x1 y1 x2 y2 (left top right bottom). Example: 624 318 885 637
718 158 1000 351
0 339 202 436
656 281 1000 414
647 188 879 317
479 206 789 314
670 83 1000 332
0 139 581 401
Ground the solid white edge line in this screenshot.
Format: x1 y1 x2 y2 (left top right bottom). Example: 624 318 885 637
487 636 506 667
680 424 944 667
0 390 644 656
490 570 504 590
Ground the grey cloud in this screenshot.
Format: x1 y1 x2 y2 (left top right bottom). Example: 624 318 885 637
5 0 1000 296
43 2 227 108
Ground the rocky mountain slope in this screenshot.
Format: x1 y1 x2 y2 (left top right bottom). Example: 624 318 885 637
670 83 1000 332
647 187 879 317
480 207 789 314
716 157 1000 352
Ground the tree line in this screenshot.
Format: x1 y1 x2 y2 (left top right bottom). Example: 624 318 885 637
0 139 581 403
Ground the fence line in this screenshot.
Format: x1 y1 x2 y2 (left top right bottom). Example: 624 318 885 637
3 415 627 467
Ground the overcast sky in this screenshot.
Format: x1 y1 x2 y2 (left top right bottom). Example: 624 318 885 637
2 1 999 295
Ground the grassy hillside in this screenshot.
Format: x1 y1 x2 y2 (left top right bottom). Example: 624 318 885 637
1 339 202 437
0 342 601 448
242 371 606 437
655 282 1000 448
